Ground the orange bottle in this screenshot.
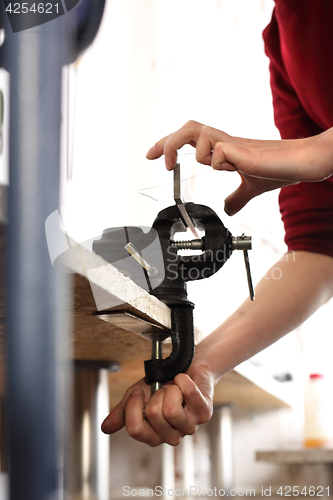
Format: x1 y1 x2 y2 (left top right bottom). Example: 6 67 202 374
304 373 333 448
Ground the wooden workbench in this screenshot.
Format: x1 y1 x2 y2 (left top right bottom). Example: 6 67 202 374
0 199 294 410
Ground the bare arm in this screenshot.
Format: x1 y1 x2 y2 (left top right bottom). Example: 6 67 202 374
194 251 333 381
147 121 333 215
102 251 333 446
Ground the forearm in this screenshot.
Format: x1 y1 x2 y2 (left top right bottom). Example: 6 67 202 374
193 251 333 383
314 128 333 180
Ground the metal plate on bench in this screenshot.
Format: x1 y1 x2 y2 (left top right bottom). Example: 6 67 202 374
94 310 171 342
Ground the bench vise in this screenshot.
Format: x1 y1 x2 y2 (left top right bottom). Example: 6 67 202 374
93 164 254 394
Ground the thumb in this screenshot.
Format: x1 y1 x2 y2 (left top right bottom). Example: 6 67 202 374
101 401 126 434
224 176 258 216
101 381 149 434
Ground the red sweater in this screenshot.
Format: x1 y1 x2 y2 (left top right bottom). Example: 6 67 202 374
263 0 333 257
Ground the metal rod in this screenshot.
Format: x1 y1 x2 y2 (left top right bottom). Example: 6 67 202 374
162 444 175 500
210 405 234 494
182 435 195 491
151 338 163 395
66 365 113 500
243 250 255 300
174 163 199 239
125 242 158 277
6 18 68 500
170 239 203 250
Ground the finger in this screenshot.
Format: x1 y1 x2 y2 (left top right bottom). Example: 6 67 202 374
162 384 197 435
195 127 231 167
144 388 185 446
224 176 258 216
125 388 162 447
101 379 149 435
174 373 212 425
101 404 125 434
162 120 204 170
146 134 171 160
211 142 238 171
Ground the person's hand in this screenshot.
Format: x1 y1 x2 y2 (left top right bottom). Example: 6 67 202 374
146 120 333 215
101 362 214 447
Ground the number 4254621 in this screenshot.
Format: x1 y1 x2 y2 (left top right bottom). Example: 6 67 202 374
6 3 59 14
277 486 329 496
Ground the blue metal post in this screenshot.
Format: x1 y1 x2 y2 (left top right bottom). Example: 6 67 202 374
6 17 68 500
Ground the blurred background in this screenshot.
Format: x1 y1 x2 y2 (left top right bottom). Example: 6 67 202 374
1 1 333 498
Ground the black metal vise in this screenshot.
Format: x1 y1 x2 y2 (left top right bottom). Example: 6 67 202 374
93 201 252 391
144 202 233 385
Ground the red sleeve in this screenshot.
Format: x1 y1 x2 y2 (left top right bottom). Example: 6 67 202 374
263 0 333 138
279 181 333 258
263 0 333 258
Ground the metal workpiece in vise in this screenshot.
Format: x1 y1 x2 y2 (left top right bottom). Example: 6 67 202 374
93 164 254 395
